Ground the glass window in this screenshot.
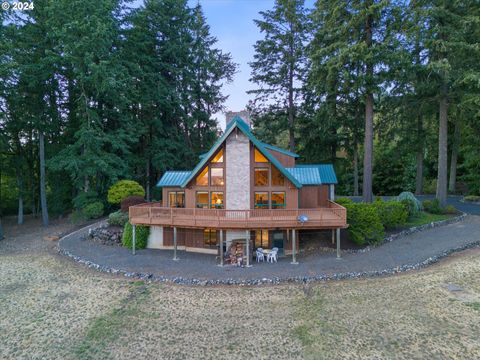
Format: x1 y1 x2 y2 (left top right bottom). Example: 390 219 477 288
254 148 268 162
196 166 209 186
204 229 217 247
196 191 209 208
271 192 285 208
254 192 269 209
271 166 285 186
254 168 269 186
211 168 224 186
211 192 224 209
255 230 269 249
212 149 224 163
169 191 185 208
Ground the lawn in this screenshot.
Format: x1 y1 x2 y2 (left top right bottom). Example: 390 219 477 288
405 211 452 227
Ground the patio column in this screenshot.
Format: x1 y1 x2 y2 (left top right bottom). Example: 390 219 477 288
173 226 179 261
132 224 136 255
291 228 298 265
331 229 335 245
245 230 251 267
336 228 341 259
219 229 224 267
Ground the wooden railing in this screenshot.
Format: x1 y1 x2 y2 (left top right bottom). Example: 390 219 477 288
129 202 347 229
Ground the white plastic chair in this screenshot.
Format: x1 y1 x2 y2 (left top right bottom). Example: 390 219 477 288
256 248 265 262
267 249 278 263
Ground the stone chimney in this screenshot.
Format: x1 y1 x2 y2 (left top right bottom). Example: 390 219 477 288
225 110 251 127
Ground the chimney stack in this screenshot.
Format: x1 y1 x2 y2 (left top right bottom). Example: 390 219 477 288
225 110 251 127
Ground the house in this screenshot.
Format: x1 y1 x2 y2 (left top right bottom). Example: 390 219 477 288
129 116 347 263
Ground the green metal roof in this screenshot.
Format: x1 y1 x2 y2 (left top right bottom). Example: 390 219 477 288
157 171 191 187
180 116 302 188
286 164 338 185
260 142 299 158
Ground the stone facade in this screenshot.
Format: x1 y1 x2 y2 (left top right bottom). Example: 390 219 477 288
225 131 250 243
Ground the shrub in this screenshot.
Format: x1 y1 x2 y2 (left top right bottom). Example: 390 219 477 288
374 200 408 229
342 202 385 246
73 190 99 210
82 201 104 219
464 195 480 203
335 197 354 206
122 222 149 250
443 205 458 214
107 180 145 205
396 191 422 216
108 210 129 227
423 199 443 214
121 196 146 213
423 179 437 194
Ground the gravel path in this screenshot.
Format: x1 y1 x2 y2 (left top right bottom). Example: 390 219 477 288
59 215 480 284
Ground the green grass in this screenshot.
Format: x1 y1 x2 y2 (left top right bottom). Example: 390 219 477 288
405 212 451 227
465 302 480 312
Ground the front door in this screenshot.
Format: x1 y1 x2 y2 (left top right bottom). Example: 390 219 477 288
271 230 285 256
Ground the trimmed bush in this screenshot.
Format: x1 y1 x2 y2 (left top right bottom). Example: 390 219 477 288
396 191 422 216
374 200 408 229
121 195 146 213
108 210 129 227
82 201 104 219
443 205 458 214
422 199 443 214
122 222 149 250
107 180 145 205
335 197 354 206
341 202 385 246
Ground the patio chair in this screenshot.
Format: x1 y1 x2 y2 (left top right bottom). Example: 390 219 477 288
256 248 265 262
267 249 278 263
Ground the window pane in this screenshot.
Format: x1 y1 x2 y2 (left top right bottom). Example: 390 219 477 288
211 192 224 209
196 192 209 208
254 192 269 209
254 168 269 186
271 192 285 208
176 192 185 208
204 229 217 247
211 168 224 186
254 148 268 162
196 166 209 186
212 149 224 163
169 192 176 208
255 230 269 249
272 166 285 186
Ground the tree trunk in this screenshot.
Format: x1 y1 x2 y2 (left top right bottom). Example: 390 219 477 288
448 118 460 193
287 65 295 152
39 131 49 226
0 160 4 240
0 218 3 240
353 144 359 197
146 158 151 202
436 87 448 207
415 116 424 195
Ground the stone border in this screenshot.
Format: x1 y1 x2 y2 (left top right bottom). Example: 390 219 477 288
57 213 478 286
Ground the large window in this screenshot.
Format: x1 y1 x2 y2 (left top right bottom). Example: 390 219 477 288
210 192 224 209
271 166 285 186
204 229 217 247
196 166 209 186
254 168 269 186
255 230 269 249
210 168 224 186
271 192 285 208
254 192 269 209
254 148 268 163
168 191 185 208
212 149 224 163
196 191 209 208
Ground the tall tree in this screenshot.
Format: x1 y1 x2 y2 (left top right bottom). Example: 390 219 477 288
249 0 311 152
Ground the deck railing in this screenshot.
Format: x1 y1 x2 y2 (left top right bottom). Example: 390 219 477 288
129 202 347 229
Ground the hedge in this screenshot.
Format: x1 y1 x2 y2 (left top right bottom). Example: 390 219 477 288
82 201 104 219
107 180 145 205
374 199 409 228
122 222 149 250
108 210 129 227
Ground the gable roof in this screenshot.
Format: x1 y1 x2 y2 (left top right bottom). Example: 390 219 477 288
180 116 302 188
285 164 338 185
156 171 191 187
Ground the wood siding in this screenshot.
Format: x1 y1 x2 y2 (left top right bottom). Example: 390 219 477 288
299 185 329 208
267 149 296 167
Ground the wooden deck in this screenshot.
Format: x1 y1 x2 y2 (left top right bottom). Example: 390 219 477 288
129 201 347 229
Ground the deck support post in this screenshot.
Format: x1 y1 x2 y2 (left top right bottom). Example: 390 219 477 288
331 229 335 245
132 224 136 255
291 229 298 265
173 226 179 261
336 228 341 259
218 229 224 267
245 230 251 267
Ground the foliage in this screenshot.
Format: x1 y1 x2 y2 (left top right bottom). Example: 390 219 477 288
443 205 458 215
82 201 105 219
73 191 100 211
340 201 385 246
108 210 129 227
464 195 480 203
374 199 408 229
120 196 146 213
423 179 437 195
405 212 450 227
122 222 149 250
422 199 443 215
396 192 423 216
107 180 145 205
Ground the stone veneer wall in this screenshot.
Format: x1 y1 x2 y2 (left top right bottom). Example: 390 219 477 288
225 131 251 243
